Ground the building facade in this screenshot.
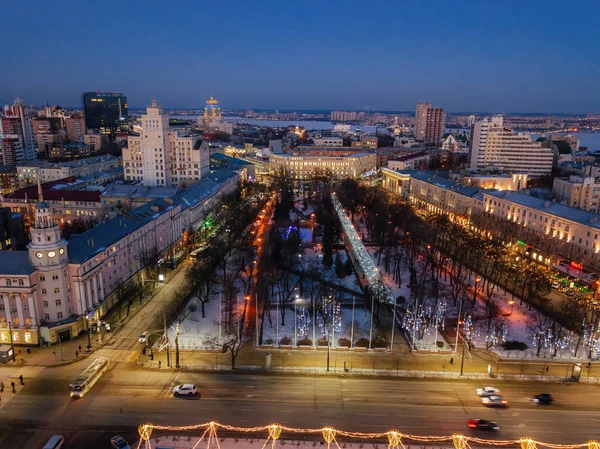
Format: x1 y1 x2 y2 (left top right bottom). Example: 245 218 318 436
553 175 600 213
469 116 554 176
197 96 233 134
313 137 343 147
65 116 85 142
123 101 210 187
269 152 376 179
17 155 120 186
0 98 36 165
82 92 128 137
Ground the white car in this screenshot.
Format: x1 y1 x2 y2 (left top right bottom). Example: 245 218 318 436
173 384 197 397
110 436 131 449
476 387 500 397
138 331 149 343
481 395 507 407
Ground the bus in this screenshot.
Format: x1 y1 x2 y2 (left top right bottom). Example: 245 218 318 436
69 357 109 398
189 243 209 261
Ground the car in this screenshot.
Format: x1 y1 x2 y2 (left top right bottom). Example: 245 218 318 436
138 331 149 343
533 393 555 404
551 281 560 289
481 395 507 407
467 419 500 431
566 290 575 296
476 387 501 397
173 384 197 397
110 436 131 449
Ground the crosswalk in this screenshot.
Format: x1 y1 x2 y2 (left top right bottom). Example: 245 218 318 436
0 366 45 408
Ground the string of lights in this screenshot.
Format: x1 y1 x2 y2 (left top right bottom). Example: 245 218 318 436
137 421 599 449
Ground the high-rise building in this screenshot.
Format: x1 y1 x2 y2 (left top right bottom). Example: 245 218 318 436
0 98 36 165
65 116 85 141
467 115 476 127
82 91 128 137
197 96 233 134
469 116 554 176
330 111 358 122
413 102 445 144
124 100 210 187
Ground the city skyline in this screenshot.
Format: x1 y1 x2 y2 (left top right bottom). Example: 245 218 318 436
1 0 599 113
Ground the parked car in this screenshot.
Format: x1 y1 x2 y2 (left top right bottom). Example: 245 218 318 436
110 436 131 449
476 387 500 397
467 419 500 430
482 395 508 407
551 281 560 289
138 331 149 343
566 290 575 296
173 384 197 397
533 393 555 404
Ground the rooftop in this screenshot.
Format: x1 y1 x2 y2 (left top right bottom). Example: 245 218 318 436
486 190 600 229
390 151 428 162
0 251 34 275
17 154 119 170
101 184 178 199
4 179 101 203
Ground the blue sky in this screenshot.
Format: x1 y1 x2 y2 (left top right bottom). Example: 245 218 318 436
1 0 599 112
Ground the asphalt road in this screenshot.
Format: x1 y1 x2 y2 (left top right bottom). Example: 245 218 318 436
1 364 599 449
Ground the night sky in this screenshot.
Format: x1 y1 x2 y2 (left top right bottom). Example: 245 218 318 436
1 0 599 113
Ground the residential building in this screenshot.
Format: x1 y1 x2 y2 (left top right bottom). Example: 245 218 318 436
313 137 343 147
330 111 358 121
441 134 467 153
123 101 210 187
0 169 239 346
467 115 476 127
413 102 430 141
0 98 36 165
17 155 120 186
553 175 600 213
387 151 430 170
351 137 378 149
2 179 103 229
83 133 108 153
469 116 554 176
0 165 19 195
100 184 179 219
65 116 85 141
414 102 445 144
269 152 376 179
82 91 128 137
48 143 91 160
0 207 26 250
459 172 528 191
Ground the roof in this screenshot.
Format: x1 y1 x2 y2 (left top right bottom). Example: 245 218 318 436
5 180 101 202
391 169 481 198
16 155 118 169
553 140 572 155
0 251 34 275
486 190 600 229
101 184 178 199
391 151 428 162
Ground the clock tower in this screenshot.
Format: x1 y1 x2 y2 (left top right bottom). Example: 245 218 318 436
27 178 71 322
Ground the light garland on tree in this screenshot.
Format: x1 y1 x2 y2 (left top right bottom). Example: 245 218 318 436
135 421 598 449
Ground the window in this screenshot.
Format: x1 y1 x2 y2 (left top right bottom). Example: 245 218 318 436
52 275 58 280
55 299 61 306
43 301 48 307
44 313 50 320
41 289 47 295
40 276 45 281
54 288 60 294
0 305 3 311
18 279 24 286
5 280 11 286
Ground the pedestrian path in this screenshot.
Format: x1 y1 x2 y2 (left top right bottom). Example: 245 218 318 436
0 366 45 409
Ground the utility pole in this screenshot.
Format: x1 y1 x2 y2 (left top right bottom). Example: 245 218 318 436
460 344 465 376
164 313 170 368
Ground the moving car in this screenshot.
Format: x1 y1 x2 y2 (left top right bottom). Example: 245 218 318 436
476 387 500 397
138 331 149 344
533 393 555 404
173 384 197 397
110 436 131 449
43 435 65 449
481 395 507 407
467 419 500 431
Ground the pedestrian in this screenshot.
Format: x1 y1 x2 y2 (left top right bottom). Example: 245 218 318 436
11 382 15 393
78 345 81 352
158 361 161 369
75 350 79 358
19 375 23 385
546 366 549 373
450 357 454 365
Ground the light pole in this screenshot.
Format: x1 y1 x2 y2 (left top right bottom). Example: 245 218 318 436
294 295 298 347
508 299 515 315
391 297 397 351
455 298 463 353
350 295 355 349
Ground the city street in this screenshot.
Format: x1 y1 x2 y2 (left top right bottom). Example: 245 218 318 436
1 366 599 448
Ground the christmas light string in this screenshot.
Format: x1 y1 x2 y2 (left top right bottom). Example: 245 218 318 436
137 422 599 449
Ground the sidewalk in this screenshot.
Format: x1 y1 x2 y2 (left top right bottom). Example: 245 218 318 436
140 344 600 382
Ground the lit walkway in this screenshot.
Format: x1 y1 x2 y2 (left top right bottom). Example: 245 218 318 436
331 193 394 304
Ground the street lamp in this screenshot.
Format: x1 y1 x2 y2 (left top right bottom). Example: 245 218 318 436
508 299 515 315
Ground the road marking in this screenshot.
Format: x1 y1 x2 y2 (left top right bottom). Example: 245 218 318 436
356 413 386 417
512 412 520 416
518 424 525 428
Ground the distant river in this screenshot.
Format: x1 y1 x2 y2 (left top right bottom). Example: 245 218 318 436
230 118 600 151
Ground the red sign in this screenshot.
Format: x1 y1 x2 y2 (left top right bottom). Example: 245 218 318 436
570 261 583 271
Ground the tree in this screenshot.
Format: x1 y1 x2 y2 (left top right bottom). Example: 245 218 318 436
186 260 218 318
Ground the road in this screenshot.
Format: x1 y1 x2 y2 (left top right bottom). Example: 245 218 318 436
1 365 599 448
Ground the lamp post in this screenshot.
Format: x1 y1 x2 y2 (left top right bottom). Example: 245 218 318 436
8 321 16 362
390 297 397 351
294 295 298 347
508 299 515 316
455 298 463 353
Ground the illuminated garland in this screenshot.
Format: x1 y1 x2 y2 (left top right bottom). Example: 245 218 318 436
136 421 598 449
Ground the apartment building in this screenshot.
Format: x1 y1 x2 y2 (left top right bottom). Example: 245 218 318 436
269 152 376 179
123 101 209 187
414 102 445 144
330 111 358 121
470 116 554 176
351 137 378 149
313 137 343 147
387 151 430 170
553 175 600 213
0 98 36 165
17 155 120 186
